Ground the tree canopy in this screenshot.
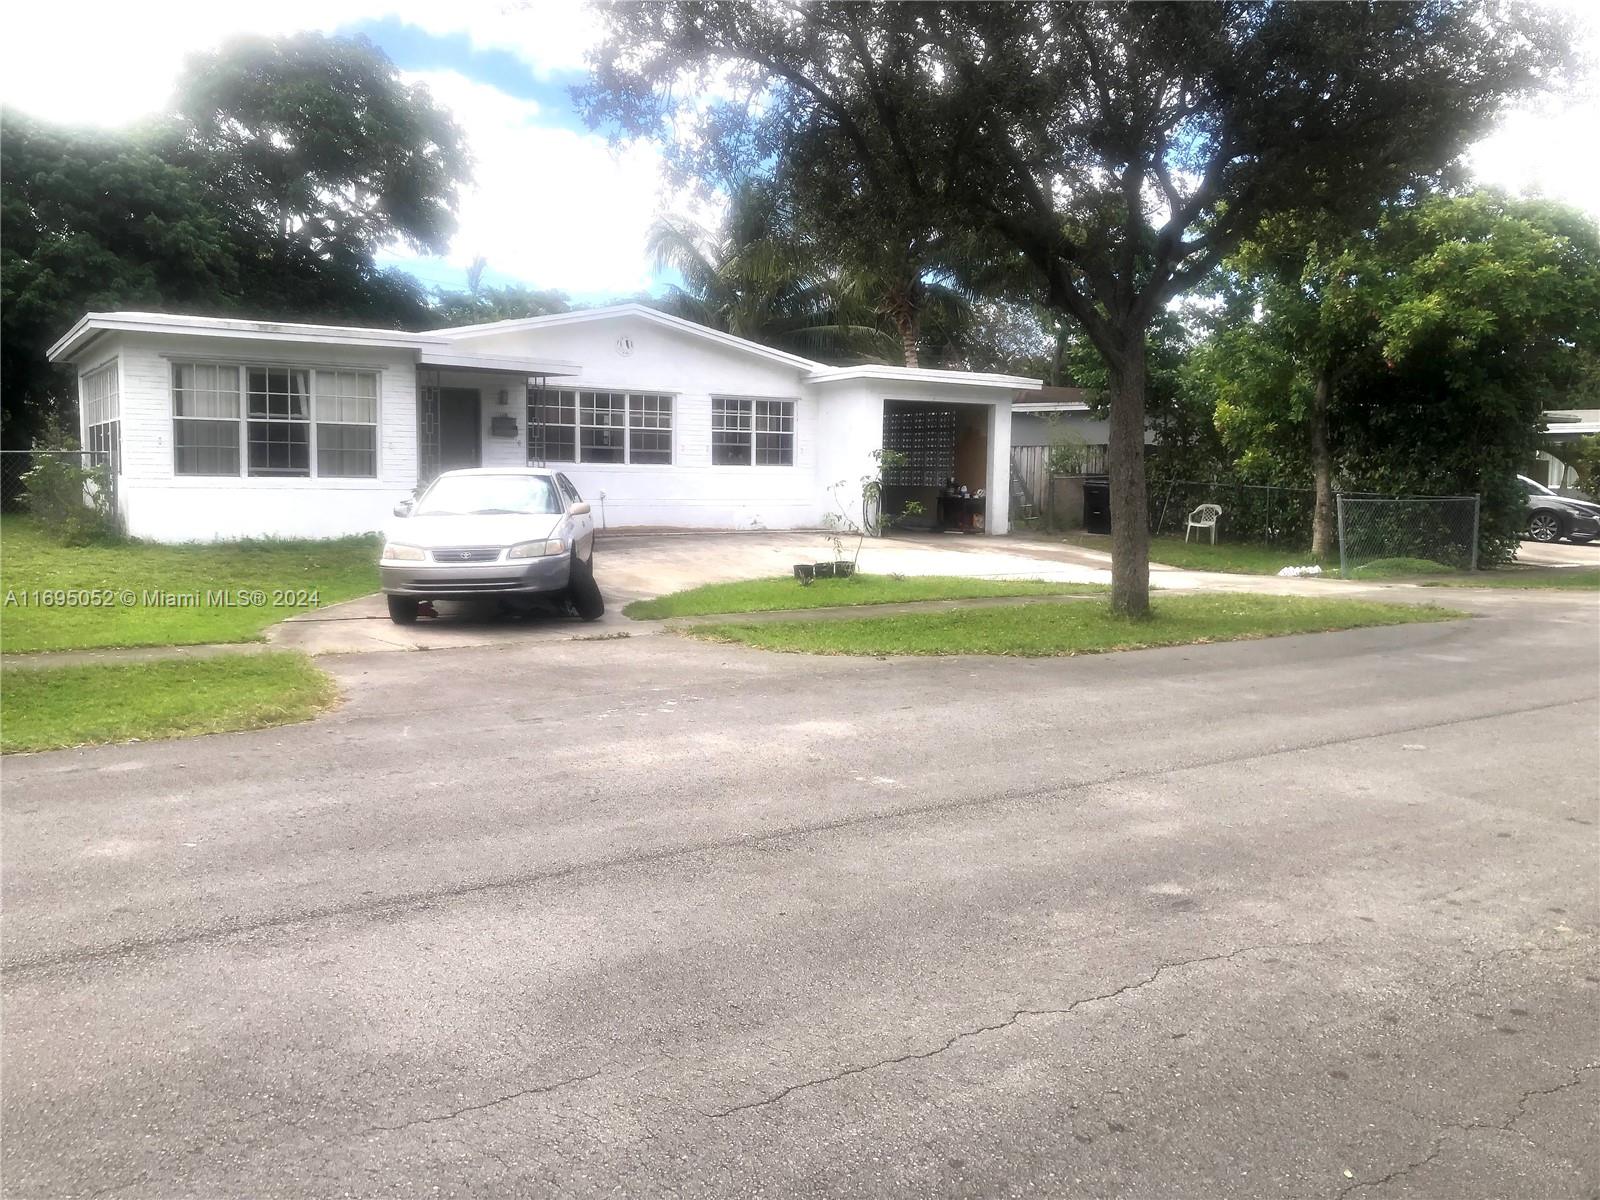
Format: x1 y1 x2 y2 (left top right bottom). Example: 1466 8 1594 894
584 0 1572 613
1197 191 1600 564
1 33 470 449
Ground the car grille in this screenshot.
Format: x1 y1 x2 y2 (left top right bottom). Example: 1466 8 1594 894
409 577 525 592
428 546 503 564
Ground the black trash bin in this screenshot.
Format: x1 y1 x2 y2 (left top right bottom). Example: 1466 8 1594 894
1082 476 1111 535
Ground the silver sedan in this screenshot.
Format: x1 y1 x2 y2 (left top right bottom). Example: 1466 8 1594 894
379 468 602 623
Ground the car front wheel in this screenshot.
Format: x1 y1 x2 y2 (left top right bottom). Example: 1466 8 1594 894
387 595 419 624
1527 512 1563 543
569 551 605 621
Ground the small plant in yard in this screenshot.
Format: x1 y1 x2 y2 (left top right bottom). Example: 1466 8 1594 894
806 449 923 584
19 423 120 546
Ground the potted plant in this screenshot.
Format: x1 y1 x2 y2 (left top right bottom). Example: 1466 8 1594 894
793 450 922 584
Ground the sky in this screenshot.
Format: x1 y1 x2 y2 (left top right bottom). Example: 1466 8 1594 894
2 0 1596 306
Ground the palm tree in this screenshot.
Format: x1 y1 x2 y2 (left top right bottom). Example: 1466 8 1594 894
647 183 896 363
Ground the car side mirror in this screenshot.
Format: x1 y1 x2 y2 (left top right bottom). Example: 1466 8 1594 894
567 501 591 516
392 499 413 518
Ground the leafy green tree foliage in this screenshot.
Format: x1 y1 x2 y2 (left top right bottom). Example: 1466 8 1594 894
1 113 236 445
1 34 468 452
172 33 468 263
583 1 1570 614
1203 193 1600 564
646 182 896 361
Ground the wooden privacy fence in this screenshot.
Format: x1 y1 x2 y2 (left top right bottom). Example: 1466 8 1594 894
1010 444 1109 525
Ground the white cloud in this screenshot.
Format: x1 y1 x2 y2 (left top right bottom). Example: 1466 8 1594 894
393 69 681 296
0 0 600 128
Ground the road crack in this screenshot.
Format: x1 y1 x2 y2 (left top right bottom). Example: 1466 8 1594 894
706 942 1313 1119
364 1068 600 1135
1335 1064 1597 1196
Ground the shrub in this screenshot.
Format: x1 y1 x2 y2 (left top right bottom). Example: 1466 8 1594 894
19 453 120 545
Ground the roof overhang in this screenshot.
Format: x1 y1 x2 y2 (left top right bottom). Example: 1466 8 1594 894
417 348 582 377
1544 422 1600 439
48 312 450 363
807 365 1043 390
1014 400 1093 414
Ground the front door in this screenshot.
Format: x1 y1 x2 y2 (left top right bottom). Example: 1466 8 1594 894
438 388 482 471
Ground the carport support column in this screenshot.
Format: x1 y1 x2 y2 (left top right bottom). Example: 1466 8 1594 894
986 401 1011 535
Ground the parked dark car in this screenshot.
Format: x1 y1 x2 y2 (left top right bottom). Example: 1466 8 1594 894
1519 475 1600 544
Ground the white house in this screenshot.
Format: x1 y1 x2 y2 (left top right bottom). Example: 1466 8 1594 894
48 304 1038 542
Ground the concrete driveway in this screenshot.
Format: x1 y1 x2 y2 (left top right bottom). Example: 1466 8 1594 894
3 586 1597 1197
267 529 1437 655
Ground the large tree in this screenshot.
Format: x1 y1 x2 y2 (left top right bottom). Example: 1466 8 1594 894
1206 192 1600 564
1 33 468 452
583 1 1570 614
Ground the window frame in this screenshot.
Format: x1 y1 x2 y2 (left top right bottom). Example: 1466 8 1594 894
80 360 121 474
169 360 381 480
712 396 797 467
527 388 675 466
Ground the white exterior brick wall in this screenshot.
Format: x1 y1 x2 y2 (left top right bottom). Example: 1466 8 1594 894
55 310 1025 541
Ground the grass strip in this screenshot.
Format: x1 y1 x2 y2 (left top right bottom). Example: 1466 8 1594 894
624 573 1106 619
687 593 1463 657
1 652 337 753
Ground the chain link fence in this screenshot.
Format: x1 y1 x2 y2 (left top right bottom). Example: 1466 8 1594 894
1 449 118 516
1151 479 1316 545
1336 494 1480 577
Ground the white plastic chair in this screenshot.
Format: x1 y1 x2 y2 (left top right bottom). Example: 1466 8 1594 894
1185 503 1222 544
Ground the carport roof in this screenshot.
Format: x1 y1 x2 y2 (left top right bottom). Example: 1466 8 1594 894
807 364 1042 389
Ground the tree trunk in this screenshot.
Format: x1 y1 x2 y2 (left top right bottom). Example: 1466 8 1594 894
1309 368 1335 561
1107 336 1151 618
899 320 919 368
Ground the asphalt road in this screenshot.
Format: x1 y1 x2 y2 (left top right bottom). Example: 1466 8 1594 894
3 589 1598 1198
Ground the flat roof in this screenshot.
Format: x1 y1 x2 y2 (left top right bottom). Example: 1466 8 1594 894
808 364 1042 389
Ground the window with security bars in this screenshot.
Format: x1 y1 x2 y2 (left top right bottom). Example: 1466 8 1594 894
713 397 795 466
527 389 672 465
80 362 121 474
172 363 379 478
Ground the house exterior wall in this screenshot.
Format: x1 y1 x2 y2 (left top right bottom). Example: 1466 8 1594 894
1011 409 1112 447
57 310 1027 541
107 331 418 540
445 314 826 530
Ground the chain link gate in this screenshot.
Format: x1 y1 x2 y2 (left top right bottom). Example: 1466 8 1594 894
1335 494 1480 577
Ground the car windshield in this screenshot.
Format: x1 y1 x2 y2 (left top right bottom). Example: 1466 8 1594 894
1520 476 1555 496
415 474 562 517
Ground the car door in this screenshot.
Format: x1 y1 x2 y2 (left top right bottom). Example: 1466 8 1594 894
556 473 594 560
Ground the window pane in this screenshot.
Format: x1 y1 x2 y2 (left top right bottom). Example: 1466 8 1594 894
316 424 377 478
247 421 310 476
712 397 752 465
248 368 310 420
175 419 241 476
527 388 576 463
753 400 795 466
316 370 378 424
173 363 240 419
628 394 672 464
579 391 625 463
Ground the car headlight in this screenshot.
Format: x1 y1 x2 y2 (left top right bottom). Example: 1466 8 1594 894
381 543 426 562
507 538 567 559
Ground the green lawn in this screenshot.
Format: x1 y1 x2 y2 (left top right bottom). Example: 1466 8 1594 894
1060 533 1325 575
623 572 1107 619
0 517 379 652
687 593 1462 657
1 652 337 753
1420 566 1600 590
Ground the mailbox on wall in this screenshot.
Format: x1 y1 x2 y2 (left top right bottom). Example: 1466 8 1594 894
489 415 519 439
